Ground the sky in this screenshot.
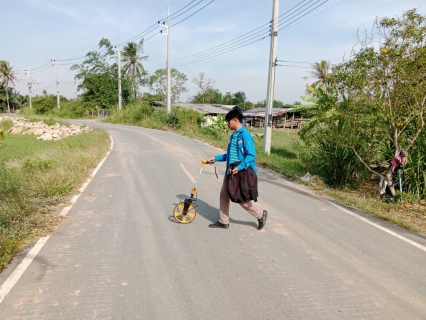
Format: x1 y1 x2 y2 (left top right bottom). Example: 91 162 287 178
2 0 425 105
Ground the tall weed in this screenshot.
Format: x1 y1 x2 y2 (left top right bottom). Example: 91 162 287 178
0 129 110 270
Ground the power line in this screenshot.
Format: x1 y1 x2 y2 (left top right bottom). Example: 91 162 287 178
53 0 212 64
31 61 52 71
166 0 323 67
169 0 326 68
170 0 213 27
31 64 53 74
277 0 328 32
117 0 201 46
276 60 311 64
142 0 215 43
169 0 314 63
276 64 311 68
278 0 348 32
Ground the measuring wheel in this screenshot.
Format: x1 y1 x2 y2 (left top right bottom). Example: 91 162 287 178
173 201 197 224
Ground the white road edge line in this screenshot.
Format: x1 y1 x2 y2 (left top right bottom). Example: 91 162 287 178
325 200 426 253
0 236 50 303
0 135 114 305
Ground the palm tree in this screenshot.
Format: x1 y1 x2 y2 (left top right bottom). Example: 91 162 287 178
121 41 148 99
0 60 19 113
303 60 331 91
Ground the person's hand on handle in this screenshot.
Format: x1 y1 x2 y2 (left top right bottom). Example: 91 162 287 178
206 157 215 165
230 167 239 175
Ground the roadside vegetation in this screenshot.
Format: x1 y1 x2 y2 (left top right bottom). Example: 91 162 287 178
0 117 110 271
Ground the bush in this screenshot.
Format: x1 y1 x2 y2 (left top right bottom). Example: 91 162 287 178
108 102 154 124
32 95 56 114
105 105 204 131
169 106 204 129
309 141 367 188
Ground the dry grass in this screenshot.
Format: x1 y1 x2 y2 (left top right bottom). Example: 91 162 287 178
0 128 111 271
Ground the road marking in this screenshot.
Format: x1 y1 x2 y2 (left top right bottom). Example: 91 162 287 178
180 164 196 183
0 236 50 303
0 135 114 305
325 200 426 253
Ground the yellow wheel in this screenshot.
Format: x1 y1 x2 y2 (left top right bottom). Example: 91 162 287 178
173 202 196 224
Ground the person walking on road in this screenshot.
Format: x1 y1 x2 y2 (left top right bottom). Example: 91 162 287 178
206 107 267 230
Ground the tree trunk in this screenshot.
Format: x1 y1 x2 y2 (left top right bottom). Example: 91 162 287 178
6 83 10 113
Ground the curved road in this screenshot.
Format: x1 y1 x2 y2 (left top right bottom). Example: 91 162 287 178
1 121 426 319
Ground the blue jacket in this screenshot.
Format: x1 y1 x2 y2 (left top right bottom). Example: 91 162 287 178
214 126 258 173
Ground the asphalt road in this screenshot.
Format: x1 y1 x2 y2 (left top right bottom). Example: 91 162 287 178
1 120 426 319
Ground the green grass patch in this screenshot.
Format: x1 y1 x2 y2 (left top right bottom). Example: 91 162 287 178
0 128 110 270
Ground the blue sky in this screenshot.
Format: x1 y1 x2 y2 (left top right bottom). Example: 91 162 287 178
2 0 425 105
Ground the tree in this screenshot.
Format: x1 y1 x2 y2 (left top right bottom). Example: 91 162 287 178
71 38 132 108
148 68 188 103
0 60 19 113
254 99 284 107
192 72 216 103
232 91 246 105
191 88 222 104
121 40 148 99
303 60 331 91
300 9 426 196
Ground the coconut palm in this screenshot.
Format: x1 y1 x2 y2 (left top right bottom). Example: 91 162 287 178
303 60 331 91
0 60 19 113
121 41 148 99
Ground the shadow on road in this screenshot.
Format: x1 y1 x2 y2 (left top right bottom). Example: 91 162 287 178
171 194 257 229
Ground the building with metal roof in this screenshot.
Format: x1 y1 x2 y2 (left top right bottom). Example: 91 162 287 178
152 101 236 115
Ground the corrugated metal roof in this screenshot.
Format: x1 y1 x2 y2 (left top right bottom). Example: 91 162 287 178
173 103 236 115
153 102 236 115
152 102 293 117
243 107 292 117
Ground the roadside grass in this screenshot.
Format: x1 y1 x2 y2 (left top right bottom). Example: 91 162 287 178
0 126 110 271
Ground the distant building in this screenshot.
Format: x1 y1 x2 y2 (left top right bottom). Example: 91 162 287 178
151 102 305 129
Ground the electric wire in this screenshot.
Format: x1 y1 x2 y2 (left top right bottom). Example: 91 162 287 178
141 0 215 43
55 0 211 63
277 60 311 64
30 65 54 74
166 0 324 67
30 61 52 71
170 0 327 68
170 0 313 64
277 0 329 32
276 64 311 68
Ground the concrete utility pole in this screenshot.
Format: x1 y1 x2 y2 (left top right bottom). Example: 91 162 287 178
52 60 60 110
117 48 122 111
159 10 171 113
36 77 42 96
167 6 171 114
23 68 33 109
263 0 279 154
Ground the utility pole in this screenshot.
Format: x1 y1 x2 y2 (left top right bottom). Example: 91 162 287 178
117 48 122 111
56 60 60 110
23 68 33 109
51 60 60 110
35 77 42 96
159 8 171 113
167 6 171 114
263 0 279 154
